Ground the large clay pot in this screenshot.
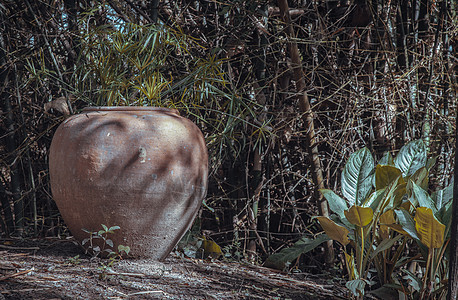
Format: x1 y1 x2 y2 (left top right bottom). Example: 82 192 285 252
49 107 208 260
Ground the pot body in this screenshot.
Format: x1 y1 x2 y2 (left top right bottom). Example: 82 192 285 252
49 107 208 260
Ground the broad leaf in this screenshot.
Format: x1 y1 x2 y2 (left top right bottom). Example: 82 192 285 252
375 165 402 190
400 269 422 292
379 151 394 166
391 182 407 208
426 156 437 171
345 252 357 280
410 182 436 213
394 209 419 240
409 167 429 190
344 206 373 227
341 148 374 205
432 178 453 211
263 234 330 270
106 239 114 248
379 209 395 239
118 245 130 255
371 234 403 259
385 224 410 236
437 201 453 239
366 188 386 212
394 140 427 177
320 189 348 220
346 279 367 298
414 207 445 249
376 175 404 212
316 216 350 246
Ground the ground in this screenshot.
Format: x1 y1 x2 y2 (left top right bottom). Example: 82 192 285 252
0 238 348 299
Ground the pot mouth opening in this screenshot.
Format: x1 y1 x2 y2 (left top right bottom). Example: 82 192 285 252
82 106 179 115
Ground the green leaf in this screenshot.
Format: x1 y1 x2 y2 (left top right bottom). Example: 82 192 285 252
436 201 453 236
432 178 453 211
370 234 403 259
101 224 108 232
409 167 429 190
118 245 131 255
263 234 330 270
394 209 420 240
400 269 422 292
320 189 348 220
346 279 367 297
379 151 394 166
106 239 114 248
394 140 427 177
108 225 121 233
410 182 436 213
426 156 437 171
367 188 386 212
341 148 374 206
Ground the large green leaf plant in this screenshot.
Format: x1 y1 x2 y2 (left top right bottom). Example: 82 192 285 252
316 140 452 299
264 140 452 299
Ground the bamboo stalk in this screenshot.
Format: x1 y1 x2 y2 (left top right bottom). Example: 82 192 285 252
277 0 334 264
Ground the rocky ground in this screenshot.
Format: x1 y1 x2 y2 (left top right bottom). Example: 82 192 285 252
0 238 349 299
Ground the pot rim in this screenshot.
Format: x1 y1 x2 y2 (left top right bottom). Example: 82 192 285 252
82 106 179 115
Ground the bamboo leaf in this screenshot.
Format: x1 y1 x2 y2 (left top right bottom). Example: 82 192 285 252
341 148 374 205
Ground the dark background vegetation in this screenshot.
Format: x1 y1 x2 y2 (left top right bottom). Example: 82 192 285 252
0 0 456 289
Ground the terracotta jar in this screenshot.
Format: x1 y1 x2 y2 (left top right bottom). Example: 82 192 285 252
49 107 208 260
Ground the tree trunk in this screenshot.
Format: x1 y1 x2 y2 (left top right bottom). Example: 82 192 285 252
448 104 458 299
277 0 334 264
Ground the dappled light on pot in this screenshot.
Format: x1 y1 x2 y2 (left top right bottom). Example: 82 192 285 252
49 106 208 260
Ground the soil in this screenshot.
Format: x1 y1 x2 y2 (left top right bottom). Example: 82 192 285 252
0 238 348 299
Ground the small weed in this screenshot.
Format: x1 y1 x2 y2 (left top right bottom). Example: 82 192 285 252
82 224 131 279
66 255 81 265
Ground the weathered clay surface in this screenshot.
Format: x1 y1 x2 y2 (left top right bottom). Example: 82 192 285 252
49 107 208 260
